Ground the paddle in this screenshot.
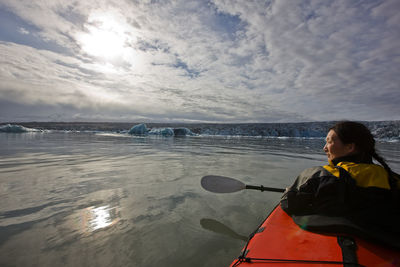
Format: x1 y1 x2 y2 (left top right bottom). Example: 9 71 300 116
201 175 285 193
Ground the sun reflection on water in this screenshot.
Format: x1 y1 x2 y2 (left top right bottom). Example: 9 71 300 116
81 205 119 232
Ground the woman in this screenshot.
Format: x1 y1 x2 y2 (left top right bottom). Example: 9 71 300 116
281 121 400 248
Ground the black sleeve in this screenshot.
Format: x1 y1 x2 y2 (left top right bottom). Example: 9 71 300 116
281 176 319 215
282 167 352 216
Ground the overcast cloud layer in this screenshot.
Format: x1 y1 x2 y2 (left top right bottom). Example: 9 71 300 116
0 0 399 123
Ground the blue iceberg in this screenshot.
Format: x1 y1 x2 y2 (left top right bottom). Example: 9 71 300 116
128 123 196 137
173 127 195 136
0 124 38 133
128 123 149 135
149 127 175 136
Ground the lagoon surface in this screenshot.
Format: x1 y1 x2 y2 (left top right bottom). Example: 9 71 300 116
1 132 399 267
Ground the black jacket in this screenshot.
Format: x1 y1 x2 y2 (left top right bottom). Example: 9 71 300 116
281 156 400 249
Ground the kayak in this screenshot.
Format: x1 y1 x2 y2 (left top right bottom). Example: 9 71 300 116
230 204 400 266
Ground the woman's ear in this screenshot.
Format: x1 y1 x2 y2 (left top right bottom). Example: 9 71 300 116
346 143 356 154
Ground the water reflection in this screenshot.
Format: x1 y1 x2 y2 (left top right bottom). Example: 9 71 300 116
82 205 119 232
200 218 248 242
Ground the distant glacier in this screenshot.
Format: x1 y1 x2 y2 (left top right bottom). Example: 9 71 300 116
1 121 399 141
192 121 400 140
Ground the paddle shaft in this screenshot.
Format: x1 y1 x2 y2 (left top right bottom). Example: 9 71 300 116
201 175 286 194
245 185 285 193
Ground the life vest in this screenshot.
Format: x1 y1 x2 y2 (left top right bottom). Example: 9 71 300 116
323 161 391 189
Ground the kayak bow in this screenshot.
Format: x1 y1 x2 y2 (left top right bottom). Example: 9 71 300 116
230 205 400 266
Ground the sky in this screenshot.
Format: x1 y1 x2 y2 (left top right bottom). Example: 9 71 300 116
0 0 399 123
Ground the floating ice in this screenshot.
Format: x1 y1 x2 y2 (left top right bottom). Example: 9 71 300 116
128 123 195 137
173 127 195 136
0 124 39 133
149 127 174 136
128 123 148 135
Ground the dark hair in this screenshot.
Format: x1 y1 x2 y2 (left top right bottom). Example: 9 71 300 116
330 121 374 163
330 121 397 192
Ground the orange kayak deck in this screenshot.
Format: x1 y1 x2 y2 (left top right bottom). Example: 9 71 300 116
231 205 400 266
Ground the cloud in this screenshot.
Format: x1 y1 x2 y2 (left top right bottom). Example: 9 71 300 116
0 0 399 122
18 27 29 35
212 0 400 118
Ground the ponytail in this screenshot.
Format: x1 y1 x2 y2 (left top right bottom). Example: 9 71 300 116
372 150 398 202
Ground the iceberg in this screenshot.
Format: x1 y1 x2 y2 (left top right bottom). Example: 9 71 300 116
0 124 38 133
149 127 174 136
127 123 196 137
128 123 148 135
173 127 195 136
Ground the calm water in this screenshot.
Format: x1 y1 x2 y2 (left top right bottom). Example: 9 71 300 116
1 132 399 267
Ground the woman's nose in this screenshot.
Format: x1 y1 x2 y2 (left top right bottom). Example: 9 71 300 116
323 143 328 152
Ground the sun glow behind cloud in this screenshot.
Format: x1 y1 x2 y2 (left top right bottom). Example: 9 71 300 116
77 12 135 65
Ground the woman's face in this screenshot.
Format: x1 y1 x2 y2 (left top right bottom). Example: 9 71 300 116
323 130 355 161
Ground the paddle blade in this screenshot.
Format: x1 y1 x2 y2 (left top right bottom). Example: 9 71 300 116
201 175 246 193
